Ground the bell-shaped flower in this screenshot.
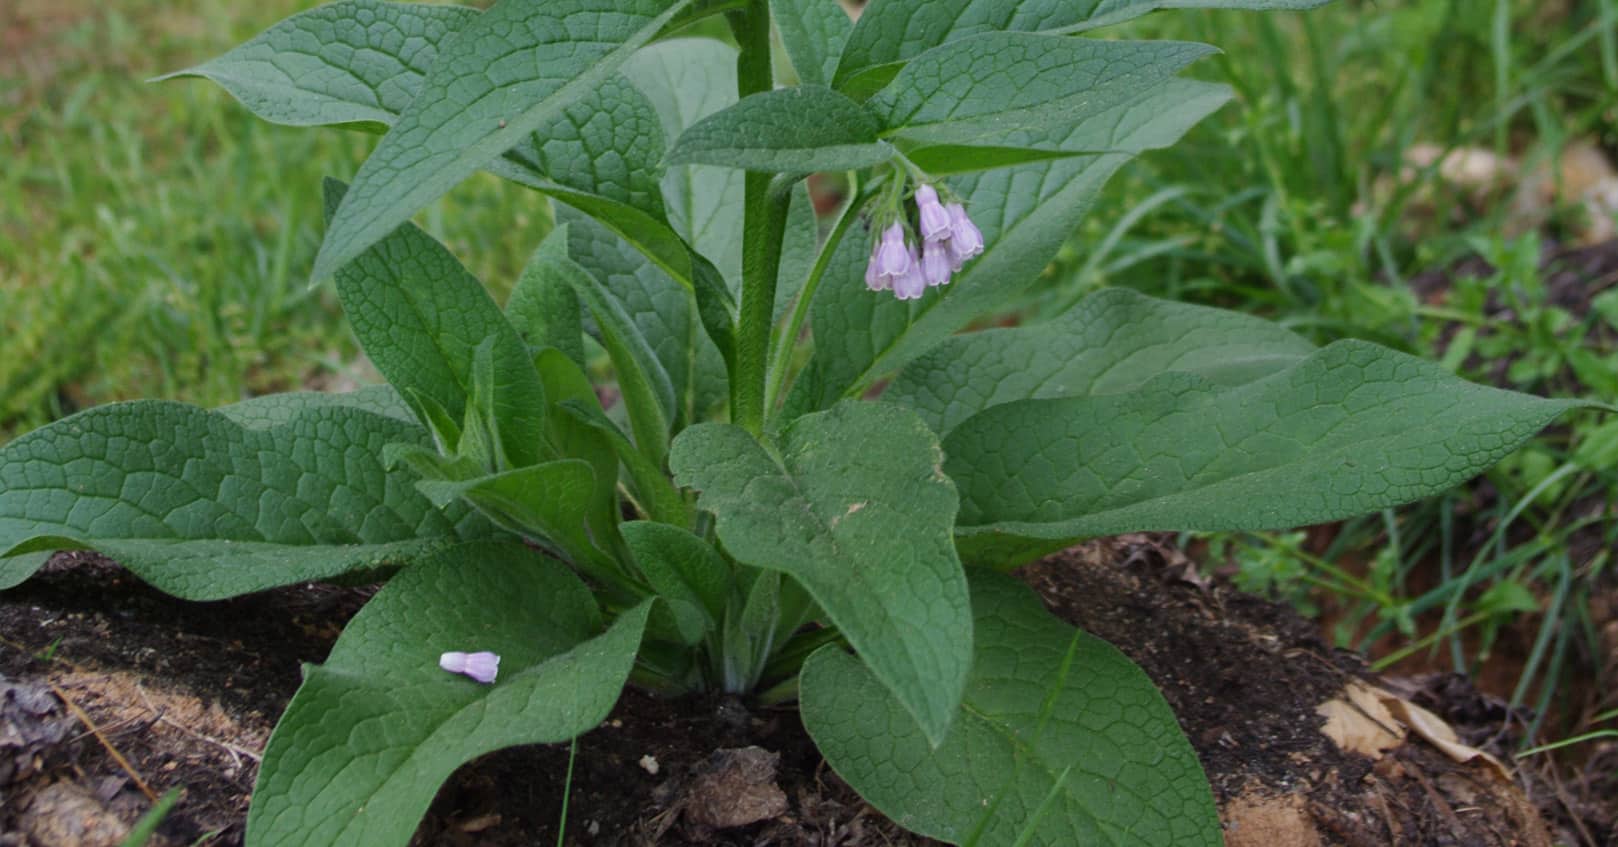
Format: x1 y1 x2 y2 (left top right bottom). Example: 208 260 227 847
439 650 500 684
870 222 911 286
865 239 891 291
921 240 952 287
945 203 984 268
893 246 927 300
915 184 952 243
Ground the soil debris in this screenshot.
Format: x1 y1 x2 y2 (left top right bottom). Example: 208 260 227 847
11 779 134 847
673 746 790 834
1 542 1595 845
0 676 75 789
1022 535 1556 846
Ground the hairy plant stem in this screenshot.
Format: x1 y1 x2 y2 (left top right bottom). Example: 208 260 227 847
728 1 790 437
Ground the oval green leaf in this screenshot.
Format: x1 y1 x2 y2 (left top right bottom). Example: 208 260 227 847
246 541 651 847
311 0 692 282
946 341 1599 564
666 86 893 173
886 288 1315 434
802 570 1219 846
0 401 486 600
670 400 971 745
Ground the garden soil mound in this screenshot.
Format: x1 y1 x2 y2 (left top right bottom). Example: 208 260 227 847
0 540 1596 845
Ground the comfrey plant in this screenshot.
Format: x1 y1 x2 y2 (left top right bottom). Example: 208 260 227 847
0 1 1603 844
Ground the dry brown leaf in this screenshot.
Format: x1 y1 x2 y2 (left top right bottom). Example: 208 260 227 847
1316 680 1405 757
1380 695 1513 782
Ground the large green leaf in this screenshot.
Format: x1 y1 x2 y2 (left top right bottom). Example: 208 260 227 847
484 75 692 292
558 399 691 527
507 237 587 368
0 401 486 600
801 571 1219 847
545 226 677 466
165 0 666 219
619 521 730 625
622 39 745 288
947 342 1596 563
415 461 620 584
164 0 698 289
620 520 731 646
311 0 692 282
788 79 1230 414
871 36 1216 151
617 40 745 413
561 210 725 426
666 86 894 173
832 0 1327 96
156 0 477 130
886 288 1315 434
246 541 651 847
1080 0 1332 32
0 552 50 590
322 180 547 470
772 0 853 87
498 74 668 220
669 401 971 745
217 385 416 429
532 348 620 543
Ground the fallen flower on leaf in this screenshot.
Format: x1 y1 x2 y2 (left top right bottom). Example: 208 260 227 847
439 651 500 684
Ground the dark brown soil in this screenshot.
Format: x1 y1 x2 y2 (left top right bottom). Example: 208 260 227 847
2 539 1602 846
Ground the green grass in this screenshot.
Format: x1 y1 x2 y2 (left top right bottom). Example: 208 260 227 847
0 0 543 438
1051 0 1618 745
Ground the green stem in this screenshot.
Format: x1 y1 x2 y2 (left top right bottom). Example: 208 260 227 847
735 180 792 434
555 739 577 847
763 179 863 417
729 0 787 436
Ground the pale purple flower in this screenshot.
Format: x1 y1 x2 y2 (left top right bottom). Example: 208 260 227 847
920 240 952 287
915 184 951 243
893 246 927 300
439 650 500 684
864 239 891 291
944 203 984 268
872 222 911 285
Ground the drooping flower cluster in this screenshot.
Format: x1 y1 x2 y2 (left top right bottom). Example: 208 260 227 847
439 650 500 683
865 183 984 300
